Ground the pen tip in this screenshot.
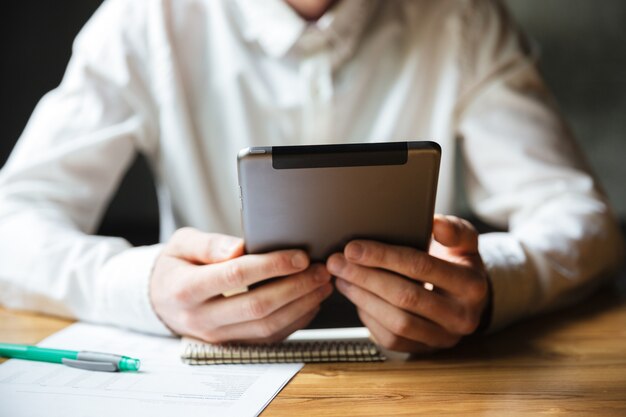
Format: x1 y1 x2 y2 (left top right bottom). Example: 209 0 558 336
119 357 141 372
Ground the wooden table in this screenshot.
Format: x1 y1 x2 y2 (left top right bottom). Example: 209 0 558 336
2 269 625 416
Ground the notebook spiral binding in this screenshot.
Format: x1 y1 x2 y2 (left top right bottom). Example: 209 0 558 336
181 340 385 365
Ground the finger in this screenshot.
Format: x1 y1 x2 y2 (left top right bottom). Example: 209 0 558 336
166 227 244 264
358 309 434 354
238 307 320 344
343 240 472 295
433 214 479 255
336 279 458 349
199 283 333 343
184 249 310 302
328 254 472 334
200 264 331 327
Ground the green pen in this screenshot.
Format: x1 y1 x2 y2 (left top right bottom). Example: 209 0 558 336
0 343 141 372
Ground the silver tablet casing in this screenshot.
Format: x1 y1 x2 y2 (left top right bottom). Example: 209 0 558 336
237 141 441 262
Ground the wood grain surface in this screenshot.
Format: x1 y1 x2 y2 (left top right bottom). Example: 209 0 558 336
2 271 625 416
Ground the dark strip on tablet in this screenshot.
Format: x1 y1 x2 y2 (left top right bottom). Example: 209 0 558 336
272 142 408 169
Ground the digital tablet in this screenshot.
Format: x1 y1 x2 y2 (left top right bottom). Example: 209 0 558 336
238 141 440 260
237 141 441 328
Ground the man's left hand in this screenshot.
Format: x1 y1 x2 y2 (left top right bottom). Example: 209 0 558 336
326 214 490 353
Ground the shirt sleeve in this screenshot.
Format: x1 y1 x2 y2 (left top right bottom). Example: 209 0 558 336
455 0 625 331
0 0 171 335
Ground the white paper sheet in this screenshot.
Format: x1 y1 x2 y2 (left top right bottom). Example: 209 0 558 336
0 323 302 417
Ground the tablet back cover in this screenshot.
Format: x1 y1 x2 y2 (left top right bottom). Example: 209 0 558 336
238 141 440 262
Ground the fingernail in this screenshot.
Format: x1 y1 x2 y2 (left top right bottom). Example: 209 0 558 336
291 252 308 269
327 256 346 275
345 242 363 261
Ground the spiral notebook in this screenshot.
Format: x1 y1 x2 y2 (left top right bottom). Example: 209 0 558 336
180 327 386 364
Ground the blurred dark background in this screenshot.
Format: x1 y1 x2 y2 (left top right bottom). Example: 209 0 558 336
1 0 625 246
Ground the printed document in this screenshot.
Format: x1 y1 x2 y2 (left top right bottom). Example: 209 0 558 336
0 323 302 417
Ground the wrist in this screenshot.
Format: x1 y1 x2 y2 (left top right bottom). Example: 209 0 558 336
99 244 172 335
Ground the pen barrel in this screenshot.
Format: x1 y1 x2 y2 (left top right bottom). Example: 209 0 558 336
77 351 122 364
0 343 78 363
0 343 140 372
76 352 140 371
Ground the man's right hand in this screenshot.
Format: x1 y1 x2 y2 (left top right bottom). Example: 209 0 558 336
150 228 333 343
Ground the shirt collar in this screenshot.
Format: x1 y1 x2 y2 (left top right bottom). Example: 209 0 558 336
231 0 376 65
232 0 305 58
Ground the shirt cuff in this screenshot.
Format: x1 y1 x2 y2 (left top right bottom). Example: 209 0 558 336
97 243 172 335
478 232 536 332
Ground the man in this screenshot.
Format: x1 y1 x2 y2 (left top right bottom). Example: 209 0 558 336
0 0 623 353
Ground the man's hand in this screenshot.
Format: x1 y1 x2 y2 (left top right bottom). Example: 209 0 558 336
150 228 333 343
327 215 489 353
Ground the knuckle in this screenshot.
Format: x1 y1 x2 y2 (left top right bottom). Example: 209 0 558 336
257 319 279 339
292 274 310 295
390 315 413 337
244 297 269 320
466 276 488 302
396 288 421 311
270 253 291 276
408 256 432 279
224 262 245 288
172 284 193 305
456 312 480 335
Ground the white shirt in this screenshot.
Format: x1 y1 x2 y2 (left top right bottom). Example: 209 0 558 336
0 0 623 335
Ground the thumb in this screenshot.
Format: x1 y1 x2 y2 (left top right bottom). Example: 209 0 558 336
432 214 479 256
166 227 244 264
